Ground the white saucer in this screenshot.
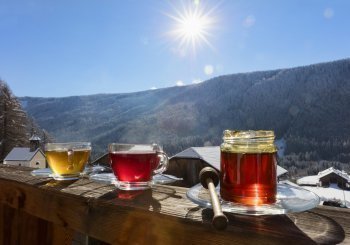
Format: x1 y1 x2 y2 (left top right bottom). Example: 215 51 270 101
89 173 182 185
31 168 89 180
31 168 53 176
186 183 320 216
31 168 182 185
30 165 110 179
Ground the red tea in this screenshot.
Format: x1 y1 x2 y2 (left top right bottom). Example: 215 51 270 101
109 151 158 182
220 152 277 205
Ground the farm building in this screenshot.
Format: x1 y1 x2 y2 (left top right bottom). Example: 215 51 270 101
3 134 46 169
297 167 350 189
166 146 288 187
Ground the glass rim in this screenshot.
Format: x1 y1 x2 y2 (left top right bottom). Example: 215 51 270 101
45 142 91 151
108 143 162 153
108 143 159 147
221 130 276 153
223 130 275 141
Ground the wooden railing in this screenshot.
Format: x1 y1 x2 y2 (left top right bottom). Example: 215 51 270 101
0 165 349 244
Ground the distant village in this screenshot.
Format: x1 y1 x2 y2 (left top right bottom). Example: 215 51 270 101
2 135 350 209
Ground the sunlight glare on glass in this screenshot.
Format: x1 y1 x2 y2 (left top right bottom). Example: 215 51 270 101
165 0 217 56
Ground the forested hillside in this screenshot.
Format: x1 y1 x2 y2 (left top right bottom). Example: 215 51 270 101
20 59 350 177
0 80 52 161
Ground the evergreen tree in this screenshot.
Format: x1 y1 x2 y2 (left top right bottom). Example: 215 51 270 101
0 80 28 160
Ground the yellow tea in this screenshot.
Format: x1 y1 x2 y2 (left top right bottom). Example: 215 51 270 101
46 149 90 179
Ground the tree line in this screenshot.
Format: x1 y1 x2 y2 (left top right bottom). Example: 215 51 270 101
0 80 52 161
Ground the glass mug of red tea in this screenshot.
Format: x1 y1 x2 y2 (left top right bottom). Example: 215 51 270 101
109 143 169 190
220 130 277 205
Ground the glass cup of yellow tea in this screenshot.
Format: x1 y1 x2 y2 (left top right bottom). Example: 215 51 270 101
45 142 91 180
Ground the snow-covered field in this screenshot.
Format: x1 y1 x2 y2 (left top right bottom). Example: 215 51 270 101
301 183 350 208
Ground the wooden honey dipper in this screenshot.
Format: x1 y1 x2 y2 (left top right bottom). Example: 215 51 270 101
199 167 228 230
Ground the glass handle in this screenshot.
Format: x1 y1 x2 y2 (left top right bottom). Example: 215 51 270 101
154 151 168 174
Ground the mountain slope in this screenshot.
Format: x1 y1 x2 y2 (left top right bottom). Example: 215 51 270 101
20 59 350 163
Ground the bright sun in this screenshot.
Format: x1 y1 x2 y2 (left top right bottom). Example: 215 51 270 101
165 1 216 55
180 12 207 39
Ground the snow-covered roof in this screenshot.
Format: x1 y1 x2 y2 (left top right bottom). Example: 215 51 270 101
297 175 319 185
4 147 44 161
171 146 288 177
318 167 350 181
301 184 350 208
29 135 41 141
297 167 350 185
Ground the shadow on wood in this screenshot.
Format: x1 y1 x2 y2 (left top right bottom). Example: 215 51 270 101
197 208 317 244
289 211 346 244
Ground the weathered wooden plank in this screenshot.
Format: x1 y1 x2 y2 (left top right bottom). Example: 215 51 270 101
289 206 350 244
0 203 75 245
50 224 75 245
287 210 345 244
0 165 349 244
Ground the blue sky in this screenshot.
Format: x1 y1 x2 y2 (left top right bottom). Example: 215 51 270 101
0 0 349 97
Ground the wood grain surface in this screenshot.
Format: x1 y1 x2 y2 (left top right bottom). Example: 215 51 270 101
0 165 349 244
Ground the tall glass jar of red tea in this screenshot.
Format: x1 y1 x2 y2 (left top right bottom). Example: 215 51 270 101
220 130 277 205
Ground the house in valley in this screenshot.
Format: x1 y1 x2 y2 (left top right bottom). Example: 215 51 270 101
297 167 350 189
3 135 46 169
297 167 350 208
166 146 288 187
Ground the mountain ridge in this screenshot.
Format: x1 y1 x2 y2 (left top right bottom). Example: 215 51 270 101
19 58 350 176
20 57 350 99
